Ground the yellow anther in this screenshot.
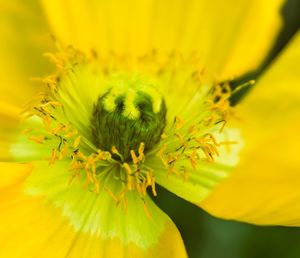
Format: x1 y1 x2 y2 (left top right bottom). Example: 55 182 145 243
189 148 198 169
42 116 52 128
45 101 62 108
70 159 82 170
85 170 93 184
138 142 145 161
51 124 67 134
123 163 132 175
60 143 69 159
130 150 139 164
77 150 87 160
91 163 97 175
175 132 188 148
151 178 157 197
111 146 119 155
167 167 180 177
127 176 134 191
188 125 198 134
65 130 78 138
95 150 108 161
142 180 148 196
202 146 214 162
85 155 96 173
159 144 168 168
166 154 179 165
211 144 220 157
103 151 112 160
29 135 45 144
146 170 153 185
112 146 124 161
205 133 218 146
49 148 57 165
175 116 185 129
94 182 100 194
73 136 81 148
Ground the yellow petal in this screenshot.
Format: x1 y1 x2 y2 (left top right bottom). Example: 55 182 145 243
0 1 53 159
42 0 284 81
201 31 300 226
0 1 53 107
0 102 22 160
0 161 187 257
0 162 31 189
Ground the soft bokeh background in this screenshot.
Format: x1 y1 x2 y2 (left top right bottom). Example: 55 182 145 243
155 1 300 257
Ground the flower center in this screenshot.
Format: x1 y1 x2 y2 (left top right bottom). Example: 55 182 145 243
15 48 242 206
91 74 167 161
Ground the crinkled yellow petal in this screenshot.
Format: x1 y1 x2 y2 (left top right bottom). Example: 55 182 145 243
0 1 53 107
41 0 284 81
201 31 300 226
0 161 187 257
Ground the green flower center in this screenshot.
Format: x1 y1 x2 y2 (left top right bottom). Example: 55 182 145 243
91 74 167 161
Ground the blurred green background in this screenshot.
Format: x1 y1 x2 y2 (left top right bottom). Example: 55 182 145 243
155 1 300 257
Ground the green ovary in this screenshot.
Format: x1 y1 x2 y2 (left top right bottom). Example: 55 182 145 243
91 74 167 161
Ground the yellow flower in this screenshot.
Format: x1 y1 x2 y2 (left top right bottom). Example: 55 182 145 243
1 0 299 257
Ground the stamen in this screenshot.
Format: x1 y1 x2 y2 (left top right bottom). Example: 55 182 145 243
73 136 81 148
49 148 58 165
28 135 45 144
111 146 124 162
130 150 139 164
21 46 238 213
174 116 185 129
